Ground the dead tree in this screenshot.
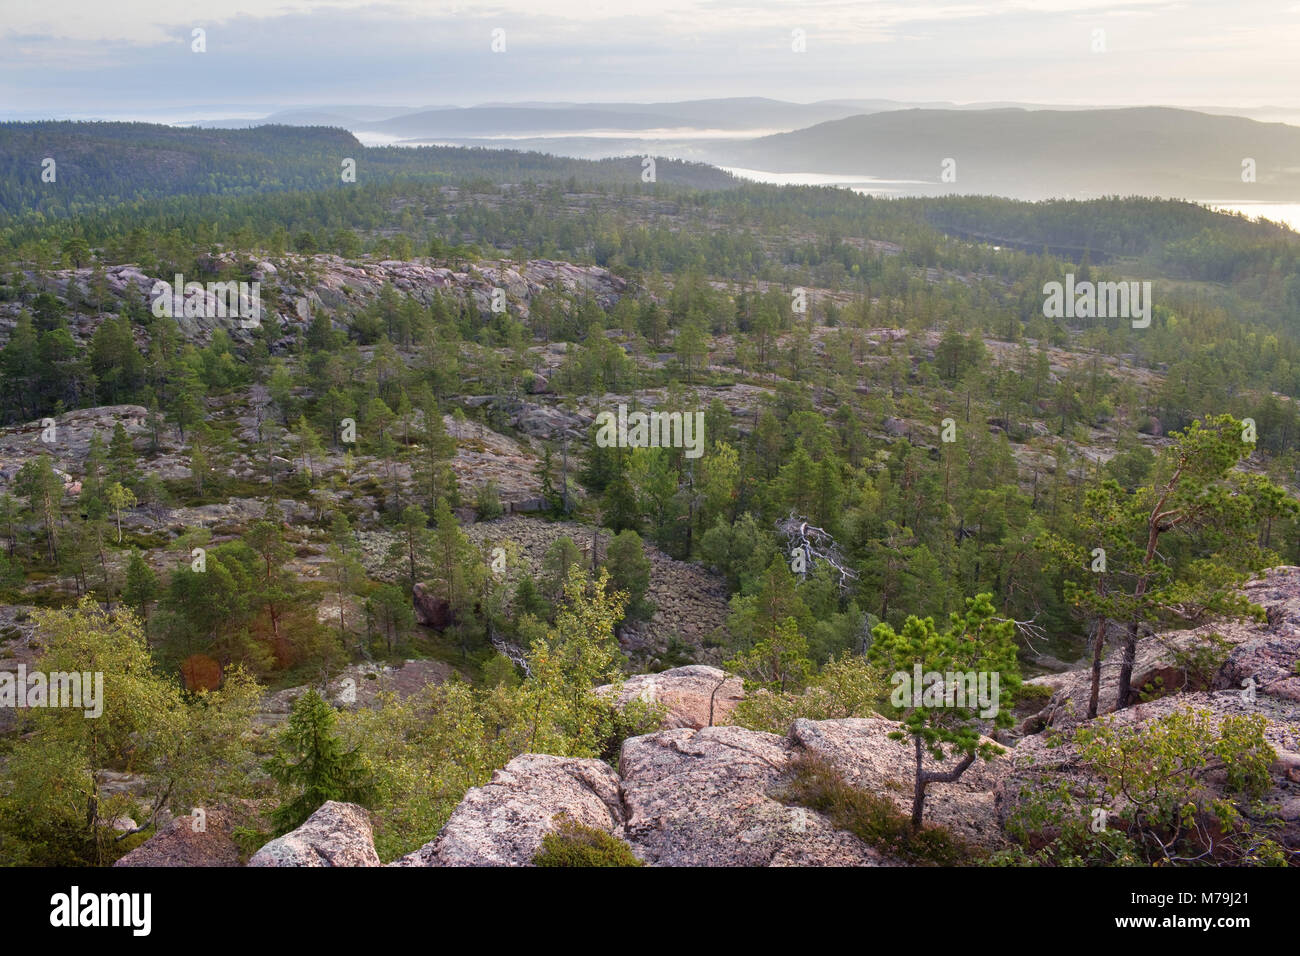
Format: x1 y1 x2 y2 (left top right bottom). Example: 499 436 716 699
777 514 858 591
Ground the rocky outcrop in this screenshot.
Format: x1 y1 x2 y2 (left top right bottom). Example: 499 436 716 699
114 808 242 868
1214 570 1300 704
3 256 626 348
248 802 380 867
1001 568 1300 854
619 725 886 866
396 718 1010 867
998 689 1300 853
0 405 149 490
393 755 625 867
261 658 453 714
1024 567 1300 729
595 665 744 729
790 717 1009 849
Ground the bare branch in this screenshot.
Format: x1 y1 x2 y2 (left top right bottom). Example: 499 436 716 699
776 513 858 591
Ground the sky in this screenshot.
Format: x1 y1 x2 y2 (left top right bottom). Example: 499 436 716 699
4 0 1300 120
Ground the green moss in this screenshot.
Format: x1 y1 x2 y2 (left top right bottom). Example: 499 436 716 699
532 816 644 867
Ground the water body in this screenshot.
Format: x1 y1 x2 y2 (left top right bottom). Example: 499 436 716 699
1198 201 1300 232
720 166 927 193
727 168 1300 235
348 142 1300 234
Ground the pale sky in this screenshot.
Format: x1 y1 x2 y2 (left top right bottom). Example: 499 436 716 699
4 0 1299 118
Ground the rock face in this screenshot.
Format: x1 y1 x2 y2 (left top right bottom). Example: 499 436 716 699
0 405 149 492
397 718 1011 867
1024 566 1300 728
393 755 625 867
1001 567 1300 855
1214 569 1300 704
248 802 380 867
595 665 745 730
619 726 885 866
114 809 242 868
790 717 1009 849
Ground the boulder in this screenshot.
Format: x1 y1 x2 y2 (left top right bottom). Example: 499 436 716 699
619 725 885 866
247 802 380 867
114 808 241 868
789 717 1011 850
595 665 744 729
412 582 452 628
394 755 624 866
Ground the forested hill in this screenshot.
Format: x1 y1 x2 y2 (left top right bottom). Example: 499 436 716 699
918 196 1300 259
0 121 738 218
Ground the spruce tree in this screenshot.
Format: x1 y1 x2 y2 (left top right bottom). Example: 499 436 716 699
265 690 376 834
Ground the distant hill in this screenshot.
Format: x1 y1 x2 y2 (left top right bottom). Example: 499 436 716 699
199 99 877 138
362 106 694 138
0 121 737 218
711 107 1300 201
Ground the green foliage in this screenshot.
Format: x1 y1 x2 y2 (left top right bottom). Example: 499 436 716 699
265 689 377 835
474 479 504 520
729 652 886 735
602 529 655 622
0 599 261 866
533 815 644 867
868 593 1022 829
338 569 663 861
1000 708 1288 866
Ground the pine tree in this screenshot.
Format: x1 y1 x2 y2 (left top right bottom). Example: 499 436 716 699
16 455 63 563
122 549 158 625
868 593 1021 830
294 414 325 486
107 422 139 487
603 530 654 622
390 504 430 592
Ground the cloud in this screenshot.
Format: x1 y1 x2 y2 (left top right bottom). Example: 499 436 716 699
2 0 1298 113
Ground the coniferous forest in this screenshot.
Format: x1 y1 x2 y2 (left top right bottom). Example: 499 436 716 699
3 3 1300 931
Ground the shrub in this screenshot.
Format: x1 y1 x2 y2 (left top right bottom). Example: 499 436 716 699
998 707 1289 866
729 652 886 735
533 815 644 867
475 480 504 520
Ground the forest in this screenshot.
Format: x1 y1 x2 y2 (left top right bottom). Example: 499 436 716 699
0 124 1297 869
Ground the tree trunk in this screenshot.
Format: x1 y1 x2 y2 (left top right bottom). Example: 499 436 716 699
911 736 927 831
1087 617 1105 719
911 735 977 832
1116 619 1140 709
